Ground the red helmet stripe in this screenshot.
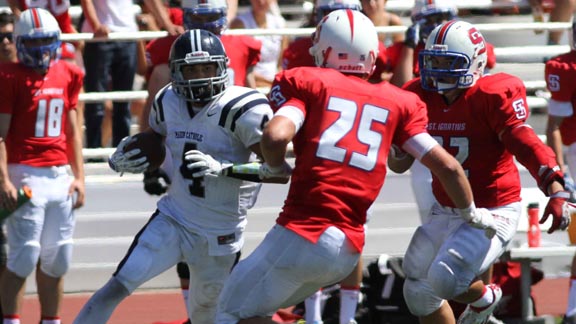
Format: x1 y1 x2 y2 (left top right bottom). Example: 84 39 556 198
346 9 354 42
30 8 42 29
434 20 457 45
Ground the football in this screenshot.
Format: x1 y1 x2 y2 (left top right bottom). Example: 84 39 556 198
123 132 166 172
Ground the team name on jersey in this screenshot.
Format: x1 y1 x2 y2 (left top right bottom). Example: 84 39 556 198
428 122 466 131
174 130 204 141
35 88 64 96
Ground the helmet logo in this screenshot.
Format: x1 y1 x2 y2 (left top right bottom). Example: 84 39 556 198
467 27 486 56
321 46 332 67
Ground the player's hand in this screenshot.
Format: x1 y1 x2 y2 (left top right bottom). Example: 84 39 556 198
143 169 171 196
184 150 228 178
0 180 18 211
404 21 421 49
540 191 571 233
108 136 149 174
259 162 292 180
460 206 497 239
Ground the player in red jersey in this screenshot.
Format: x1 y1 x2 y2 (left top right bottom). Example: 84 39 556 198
392 20 570 324
282 0 391 84
544 19 576 324
0 8 84 324
216 10 496 324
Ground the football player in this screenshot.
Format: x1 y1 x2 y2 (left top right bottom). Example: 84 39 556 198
544 18 576 324
215 10 494 324
74 29 288 324
0 8 85 324
391 20 570 324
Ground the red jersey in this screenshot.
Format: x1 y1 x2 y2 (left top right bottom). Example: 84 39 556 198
282 37 390 83
404 73 529 208
145 34 261 87
0 60 83 166
545 51 576 146
19 0 75 34
269 67 428 252
387 41 496 76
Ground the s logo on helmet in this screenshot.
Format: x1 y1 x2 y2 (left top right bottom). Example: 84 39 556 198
468 27 486 55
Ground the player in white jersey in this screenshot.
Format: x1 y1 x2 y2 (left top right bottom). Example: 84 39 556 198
73 29 290 324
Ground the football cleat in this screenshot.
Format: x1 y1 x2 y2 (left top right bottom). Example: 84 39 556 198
457 284 503 324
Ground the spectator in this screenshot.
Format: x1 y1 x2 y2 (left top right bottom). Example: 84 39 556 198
361 0 404 45
230 0 288 88
74 29 287 324
80 0 139 149
392 20 570 324
215 9 486 324
0 11 16 63
0 8 85 324
529 0 576 45
544 18 576 324
142 0 185 35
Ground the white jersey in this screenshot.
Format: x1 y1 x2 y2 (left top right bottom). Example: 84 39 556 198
149 85 272 244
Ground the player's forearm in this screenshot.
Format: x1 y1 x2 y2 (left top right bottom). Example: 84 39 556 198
546 125 565 169
0 141 10 185
66 113 85 182
260 117 294 168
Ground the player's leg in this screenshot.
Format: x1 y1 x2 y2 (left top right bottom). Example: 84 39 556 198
73 212 183 324
177 262 191 319
304 289 324 324
35 168 75 322
216 225 359 324
403 206 452 323
1 166 48 322
339 259 363 324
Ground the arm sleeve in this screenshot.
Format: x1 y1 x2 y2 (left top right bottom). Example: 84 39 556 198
501 124 563 194
234 103 273 148
149 87 169 136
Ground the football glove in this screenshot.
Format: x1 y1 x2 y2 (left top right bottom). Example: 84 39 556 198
404 21 422 49
258 162 292 180
540 190 571 233
184 150 231 178
460 205 497 239
143 169 171 196
108 136 149 174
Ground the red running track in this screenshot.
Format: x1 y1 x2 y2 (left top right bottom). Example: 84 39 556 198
19 278 569 324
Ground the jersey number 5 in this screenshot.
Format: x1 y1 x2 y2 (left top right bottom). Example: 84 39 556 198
35 98 64 138
317 97 389 171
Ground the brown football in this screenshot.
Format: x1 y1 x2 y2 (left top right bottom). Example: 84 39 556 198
123 132 166 172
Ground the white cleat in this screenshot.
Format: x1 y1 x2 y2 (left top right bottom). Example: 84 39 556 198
457 284 503 324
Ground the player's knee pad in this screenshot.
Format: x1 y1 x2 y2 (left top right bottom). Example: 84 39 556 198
40 243 73 278
403 226 436 279
177 262 190 280
8 242 40 278
403 278 444 316
189 280 224 324
427 249 472 299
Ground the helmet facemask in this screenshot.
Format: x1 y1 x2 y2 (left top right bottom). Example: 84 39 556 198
16 33 60 70
419 47 474 92
171 52 229 104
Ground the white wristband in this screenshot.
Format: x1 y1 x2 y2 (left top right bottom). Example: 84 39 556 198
459 202 476 222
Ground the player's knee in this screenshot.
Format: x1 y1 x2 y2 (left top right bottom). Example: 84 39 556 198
403 278 443 316
41 243 73 277
177 262 190 280
194 281 224 308
8 242 40 278
427 252 469 299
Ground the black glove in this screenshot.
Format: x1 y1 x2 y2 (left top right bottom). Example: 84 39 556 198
143 169 171 196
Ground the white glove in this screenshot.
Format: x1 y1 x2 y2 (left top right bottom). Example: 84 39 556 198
108 136 149 174
184 150 229 178
259 162 292 180
460 204 498 239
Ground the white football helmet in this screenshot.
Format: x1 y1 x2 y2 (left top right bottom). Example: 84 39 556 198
309 9 379 76
411 0 458 22
182 0 228 35
14 7 61 70
419 20 487 92
314 0 362 24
